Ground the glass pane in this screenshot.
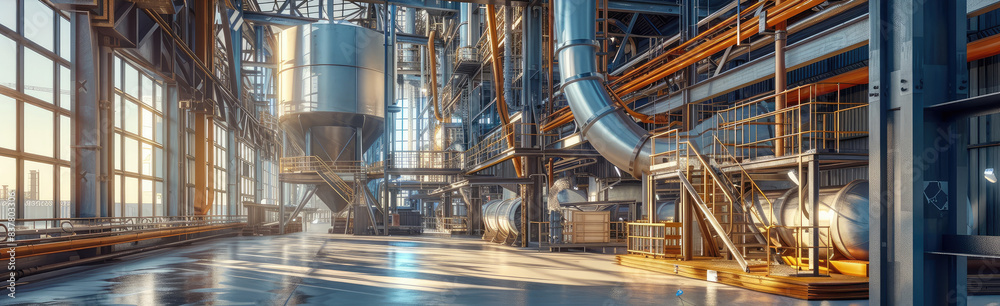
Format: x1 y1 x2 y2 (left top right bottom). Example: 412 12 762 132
124 136 138 173
114 174 121 217
60 17 70 60
124 63 139 98
124 100 138 133
141 179 152 217
60 66 71 110
141 75 153 107
24 48 54 103
153 114 162 143
24 0 54 51
114 57 121 90
0 35 15 89
114 134 121 171
114 95 121 128
141 107 153 139
23 160 53 219
124 176 137 217
155 181 163 216
0 96 14 149
141 142 152 176
0 156 14 206
23 103 54 157
0 0 14 30
154 83 163 111
154 147 163 178
60 166 70 217
60 115 70 161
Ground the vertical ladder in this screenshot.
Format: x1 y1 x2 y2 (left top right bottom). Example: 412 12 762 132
595 0 610 73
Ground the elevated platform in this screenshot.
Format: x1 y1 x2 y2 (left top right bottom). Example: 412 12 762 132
651 150 869 180
616 254 869 300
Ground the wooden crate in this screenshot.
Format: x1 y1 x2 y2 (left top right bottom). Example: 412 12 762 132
569 211 610 243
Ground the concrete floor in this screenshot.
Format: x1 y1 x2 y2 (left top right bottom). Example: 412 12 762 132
10 228 996 305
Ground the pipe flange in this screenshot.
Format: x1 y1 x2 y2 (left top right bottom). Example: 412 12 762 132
555 39 599 55
580 104 621 137
560 72 606 92
627 133 653 176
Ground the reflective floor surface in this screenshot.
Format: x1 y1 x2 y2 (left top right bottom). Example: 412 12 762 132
11 227 997 305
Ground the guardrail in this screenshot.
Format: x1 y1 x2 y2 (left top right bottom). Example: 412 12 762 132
3 215 247 241
465 123 555 170
714 82 868 159
532 221 628 246
391 151 462 169
626 222 682 258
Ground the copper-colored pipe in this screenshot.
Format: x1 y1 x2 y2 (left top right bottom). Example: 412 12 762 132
611 0 767 86
613 0 826 96
486 5 524 177
774 4 788 157
16 223 244 259
969 33 1000 61
427 30 446 122
547 158 554 188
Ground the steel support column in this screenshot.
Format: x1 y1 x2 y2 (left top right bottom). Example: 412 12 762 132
72 12 100 218
869 0 969 304
382 4 397 235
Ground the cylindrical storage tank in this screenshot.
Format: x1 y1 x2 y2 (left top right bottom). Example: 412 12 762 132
277 22 385 212
746 180 869 260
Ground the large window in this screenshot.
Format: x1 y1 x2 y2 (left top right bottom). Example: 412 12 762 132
260 159 279 205
113 56 164 218
239 141 255 211
0 1 73 218
212 122 228 215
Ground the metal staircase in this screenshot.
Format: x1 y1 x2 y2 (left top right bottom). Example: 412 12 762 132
651 132 778 273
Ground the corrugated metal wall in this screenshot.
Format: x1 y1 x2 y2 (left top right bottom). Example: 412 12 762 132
968 114 1000 235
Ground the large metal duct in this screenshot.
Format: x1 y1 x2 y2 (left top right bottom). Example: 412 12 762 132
554 0 673 177
278 22 385 212
746 180 869 260
482 198 522 235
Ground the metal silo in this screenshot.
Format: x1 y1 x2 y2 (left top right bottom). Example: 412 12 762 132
278 21 385 213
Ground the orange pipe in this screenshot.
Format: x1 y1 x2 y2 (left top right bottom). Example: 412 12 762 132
16 223 244 258
486 5 524 177
969 33 1000 61
612 0 767 86
427 30 446 123
613 0 827 96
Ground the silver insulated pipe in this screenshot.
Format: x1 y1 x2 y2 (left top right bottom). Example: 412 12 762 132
555 0 672 177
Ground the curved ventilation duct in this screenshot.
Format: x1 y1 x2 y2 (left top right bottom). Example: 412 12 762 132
554 0 672 177
482 198 522 235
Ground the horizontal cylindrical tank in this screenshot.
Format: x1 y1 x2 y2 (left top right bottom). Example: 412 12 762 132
656 201 677 222
482 198 522 235
746 180 869 260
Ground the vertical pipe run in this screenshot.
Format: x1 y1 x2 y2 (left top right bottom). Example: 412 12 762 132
774 15 788 157
382 4 397 235
428 31 445 122
486 5 524 177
